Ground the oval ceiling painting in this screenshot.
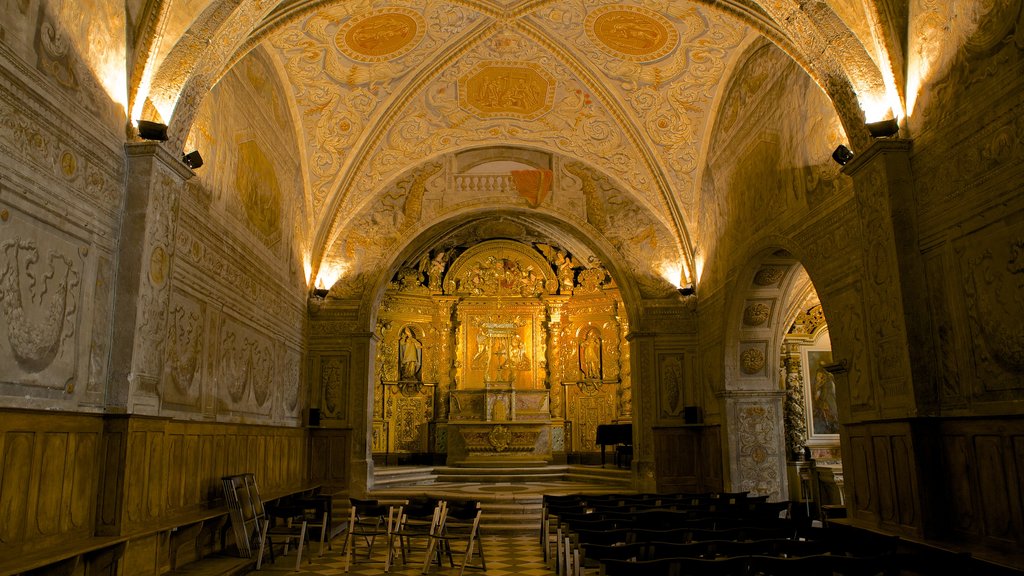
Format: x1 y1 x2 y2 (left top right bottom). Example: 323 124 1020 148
586 5 679 63
336 8 426 62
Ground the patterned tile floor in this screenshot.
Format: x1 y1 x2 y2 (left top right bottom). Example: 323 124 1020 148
253 533 555 576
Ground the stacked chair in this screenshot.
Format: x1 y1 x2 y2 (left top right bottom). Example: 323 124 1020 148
540 491 899 576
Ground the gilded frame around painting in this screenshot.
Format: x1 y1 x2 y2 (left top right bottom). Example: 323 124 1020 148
802 347 840 443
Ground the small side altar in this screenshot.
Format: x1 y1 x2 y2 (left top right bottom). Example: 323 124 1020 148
447 385 552 466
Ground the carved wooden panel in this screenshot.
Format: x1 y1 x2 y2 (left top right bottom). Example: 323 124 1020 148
843 422 923 537
653 426 722 493
938 418 1024 549
0 411 102 554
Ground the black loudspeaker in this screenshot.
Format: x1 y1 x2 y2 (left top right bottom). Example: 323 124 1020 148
684 406 703 424
307 408 321 427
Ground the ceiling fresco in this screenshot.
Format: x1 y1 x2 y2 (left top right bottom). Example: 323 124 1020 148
128 0 900 295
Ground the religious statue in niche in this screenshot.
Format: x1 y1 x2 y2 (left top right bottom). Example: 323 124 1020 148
398 327 423 382
580 329 602 380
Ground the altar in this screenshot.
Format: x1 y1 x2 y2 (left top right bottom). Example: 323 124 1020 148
447 386 552 466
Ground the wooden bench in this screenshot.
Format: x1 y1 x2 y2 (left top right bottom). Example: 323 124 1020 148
0 483 324 576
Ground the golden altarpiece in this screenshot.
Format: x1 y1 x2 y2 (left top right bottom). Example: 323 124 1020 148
372 239 631 466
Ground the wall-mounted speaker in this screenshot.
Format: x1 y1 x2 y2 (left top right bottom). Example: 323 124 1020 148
684 405 703 424
307 408 321 427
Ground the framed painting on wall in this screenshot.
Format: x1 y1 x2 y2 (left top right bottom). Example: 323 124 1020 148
803 347 839 441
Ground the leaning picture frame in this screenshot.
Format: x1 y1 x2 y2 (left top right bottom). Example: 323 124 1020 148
803 346 840 443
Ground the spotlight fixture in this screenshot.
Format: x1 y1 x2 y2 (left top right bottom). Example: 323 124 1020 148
866 118 899 138
312 287 329 299
137 120 168 141
678 283 696 297
182 150 203 169
831 144 854 166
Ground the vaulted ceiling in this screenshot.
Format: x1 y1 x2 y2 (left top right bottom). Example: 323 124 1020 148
130 0 901 294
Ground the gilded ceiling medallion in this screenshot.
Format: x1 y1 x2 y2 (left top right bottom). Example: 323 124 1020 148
335 8 425 62
586 5 678 62
458 61 556 120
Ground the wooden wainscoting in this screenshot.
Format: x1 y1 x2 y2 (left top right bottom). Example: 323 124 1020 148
652 425 723 493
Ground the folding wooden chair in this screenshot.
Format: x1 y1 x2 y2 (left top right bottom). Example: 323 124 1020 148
342 500 400 573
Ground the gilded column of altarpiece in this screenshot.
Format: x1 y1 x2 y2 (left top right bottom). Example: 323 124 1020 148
373 239 630 463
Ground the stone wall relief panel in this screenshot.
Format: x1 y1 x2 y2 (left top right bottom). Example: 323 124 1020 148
0 204 88 396
853 161 911 401
82 253 112 405
657 352 688 420
158 289 205 412
212 314 275 418
280 346 303 419
131 167 181 403
728 397 784 500
924 251 966 407
825 285 875 415
955 214 1024 396
316 353 349 422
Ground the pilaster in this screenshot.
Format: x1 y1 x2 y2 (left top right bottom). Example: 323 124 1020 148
108 143 193 413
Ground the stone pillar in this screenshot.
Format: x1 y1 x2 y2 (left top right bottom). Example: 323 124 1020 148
720 390 788 500
838 139 930 537
108 143 192 413
626 331 657 492
346 331 376 495
781 348 807 459
843 139 925 414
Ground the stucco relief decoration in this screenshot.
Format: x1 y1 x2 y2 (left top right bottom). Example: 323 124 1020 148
458 61 556 120
963 236 1024 381
740 347 766 374
135 172 180 383
283 350 301 414
269 4 474 212
331 30 659 226
737 404 781 498
0 231 82 391
743 302 771 326
659 353 685 418
218 324 274 409
533 2 745 210
321 355 348 418
561 163 678 298
160 299 204 405
235 140 282 247
586 5 679 63
753 267 784 286
335 8 426 62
